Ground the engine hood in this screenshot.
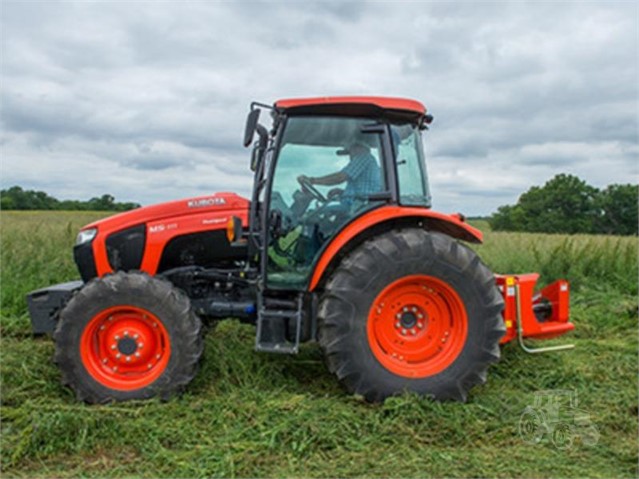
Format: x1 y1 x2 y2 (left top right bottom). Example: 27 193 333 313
82 192 250 233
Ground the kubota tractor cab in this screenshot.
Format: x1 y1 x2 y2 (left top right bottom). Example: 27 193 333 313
27 96 575 404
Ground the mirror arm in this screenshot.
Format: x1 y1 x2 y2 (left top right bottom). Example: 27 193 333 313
256 124 268 147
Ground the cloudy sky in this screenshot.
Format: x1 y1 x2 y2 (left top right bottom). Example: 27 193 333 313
1 1 637 215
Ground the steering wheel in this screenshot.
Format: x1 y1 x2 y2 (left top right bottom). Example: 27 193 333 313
298 176 327 203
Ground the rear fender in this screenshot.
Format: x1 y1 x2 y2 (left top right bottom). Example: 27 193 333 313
308 206 483 291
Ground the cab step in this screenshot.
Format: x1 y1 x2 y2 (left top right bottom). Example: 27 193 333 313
255 294 303 354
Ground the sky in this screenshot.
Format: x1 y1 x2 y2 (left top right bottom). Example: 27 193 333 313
1 1 637 216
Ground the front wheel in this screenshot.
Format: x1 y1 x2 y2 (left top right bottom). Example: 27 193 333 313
318 229 505 402
54 272 203 403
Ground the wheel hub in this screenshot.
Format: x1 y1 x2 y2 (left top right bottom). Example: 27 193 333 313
367 275 468 378
80 305 171 390
398 307 422 329
117 337 138 355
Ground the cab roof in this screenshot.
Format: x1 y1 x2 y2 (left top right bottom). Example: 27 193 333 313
274 96 427 121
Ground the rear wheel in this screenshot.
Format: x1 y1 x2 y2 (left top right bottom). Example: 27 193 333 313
54 272 202 403
318 229 505 402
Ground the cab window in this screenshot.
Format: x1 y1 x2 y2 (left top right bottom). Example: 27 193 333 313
266 116 386 290
392 124 431 207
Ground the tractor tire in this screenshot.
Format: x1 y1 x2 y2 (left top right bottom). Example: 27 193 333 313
318 229 505 402
53 271 203 403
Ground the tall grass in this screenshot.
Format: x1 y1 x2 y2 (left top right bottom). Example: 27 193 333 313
476 230 637 294
1 211 637 478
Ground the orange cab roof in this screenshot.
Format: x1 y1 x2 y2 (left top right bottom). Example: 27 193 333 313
275 96 426 116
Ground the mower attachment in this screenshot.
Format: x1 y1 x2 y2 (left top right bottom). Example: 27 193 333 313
496 274 574 353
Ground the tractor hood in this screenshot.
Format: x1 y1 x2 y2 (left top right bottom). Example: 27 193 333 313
82 192 250 233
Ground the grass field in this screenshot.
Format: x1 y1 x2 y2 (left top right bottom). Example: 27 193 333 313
1 211 637 478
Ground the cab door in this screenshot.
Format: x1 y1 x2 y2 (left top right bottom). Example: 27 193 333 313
264 116 390 290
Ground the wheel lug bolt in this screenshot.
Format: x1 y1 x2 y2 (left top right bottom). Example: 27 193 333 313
111 344 116 350
395 322 401 328
138 342 144 349
148 363 153 369
417 322 423 329
412 307 417 312
124 331 129 337
115 335 120 340
100 325 105 331
134 334 139 339
102 358 108 364
108 316 113 321
403 307 408 312
417 314 423 319
116 353 121 359
156 354 161 359
153 322 158 328
396 313 401 319
441 338 446 343
113 366 118 371
135 352 141 358
126 356 131 362
411 329 417 335
401 329 407 335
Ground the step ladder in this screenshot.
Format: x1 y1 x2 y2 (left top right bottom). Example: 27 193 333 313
255 294 304 354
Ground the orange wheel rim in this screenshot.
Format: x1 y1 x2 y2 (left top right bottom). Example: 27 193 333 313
367 275 468 378
80 306 171 391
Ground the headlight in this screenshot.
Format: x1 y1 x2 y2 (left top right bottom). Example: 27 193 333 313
75 228 97 245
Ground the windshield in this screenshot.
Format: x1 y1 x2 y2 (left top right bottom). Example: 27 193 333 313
391 124 431 207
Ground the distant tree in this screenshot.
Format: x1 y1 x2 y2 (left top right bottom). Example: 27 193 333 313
0 186 59 210
88 194 116 211
594 184 638 236
0 186 140 211
490 174 637 235
490 174 599 234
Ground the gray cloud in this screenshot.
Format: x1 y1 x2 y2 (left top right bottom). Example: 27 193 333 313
1 1 637 215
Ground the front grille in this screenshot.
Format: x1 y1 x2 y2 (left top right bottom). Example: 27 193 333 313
106 224 146 271
73 242 98 282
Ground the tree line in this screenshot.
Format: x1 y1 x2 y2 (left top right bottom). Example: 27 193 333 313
489 174 637 236
0 186 140 212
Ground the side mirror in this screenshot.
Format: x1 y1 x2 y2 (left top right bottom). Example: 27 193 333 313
243 109 261 147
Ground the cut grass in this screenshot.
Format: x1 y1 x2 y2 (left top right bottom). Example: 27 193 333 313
1 211 637 478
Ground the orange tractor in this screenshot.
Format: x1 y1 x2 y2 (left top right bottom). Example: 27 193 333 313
27 97 574 403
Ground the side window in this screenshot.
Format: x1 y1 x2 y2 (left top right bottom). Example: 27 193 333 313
393 125 431 207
